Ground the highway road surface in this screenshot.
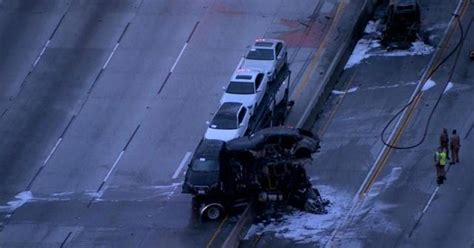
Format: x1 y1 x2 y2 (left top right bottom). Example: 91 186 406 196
0 0 339 247
245 0 473 247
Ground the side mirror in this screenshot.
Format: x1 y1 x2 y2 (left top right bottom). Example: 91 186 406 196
222 86 226 90
206 121 210 125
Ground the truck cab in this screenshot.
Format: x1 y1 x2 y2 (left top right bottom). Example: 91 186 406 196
182 139 226 196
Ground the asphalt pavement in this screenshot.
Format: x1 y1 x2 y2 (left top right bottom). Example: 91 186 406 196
0 0 336 247
247 0 473 247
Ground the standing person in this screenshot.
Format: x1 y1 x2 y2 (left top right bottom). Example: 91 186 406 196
440 128 450 160
434 147 447 185
450 129 461 164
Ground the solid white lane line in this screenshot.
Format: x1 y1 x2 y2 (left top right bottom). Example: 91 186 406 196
170 43 188 73
103 43 120 69
103 150 124 183
33 40 51 67
422 187 440 214
172 151 192 179
43 138 62 166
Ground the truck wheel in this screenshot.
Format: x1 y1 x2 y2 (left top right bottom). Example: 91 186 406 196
205 205 223 220
200 203 224 221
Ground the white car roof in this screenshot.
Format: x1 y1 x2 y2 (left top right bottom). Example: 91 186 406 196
251 38 285 49
230 69 262 82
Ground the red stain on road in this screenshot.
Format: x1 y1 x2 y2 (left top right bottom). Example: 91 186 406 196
277 19 328 48
279 18 303 29
212 3 243 16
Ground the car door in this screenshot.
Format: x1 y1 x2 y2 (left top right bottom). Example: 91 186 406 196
237 107 249 136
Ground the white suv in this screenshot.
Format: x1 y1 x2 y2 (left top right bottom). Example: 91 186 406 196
239 38 288 81
220 69 269 115
204 102 250 142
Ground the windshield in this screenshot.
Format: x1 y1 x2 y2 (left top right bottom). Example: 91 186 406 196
210 116 237 129
226 81 255 94
246 48 274 60
191 158 219 171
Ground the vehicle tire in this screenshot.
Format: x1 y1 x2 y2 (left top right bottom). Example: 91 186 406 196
203 204 223 221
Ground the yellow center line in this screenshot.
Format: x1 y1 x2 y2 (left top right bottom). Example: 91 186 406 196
206 215 229 248
359 0 470 197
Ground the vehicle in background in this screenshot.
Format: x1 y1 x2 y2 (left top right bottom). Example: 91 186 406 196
239 39 288 81
382 0 421 47
220 69 269 115
204 102 250 142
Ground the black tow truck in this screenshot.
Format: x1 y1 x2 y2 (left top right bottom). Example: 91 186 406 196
182 68 329 220
182 126 327 220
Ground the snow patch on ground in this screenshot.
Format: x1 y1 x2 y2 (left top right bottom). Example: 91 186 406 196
244 185 352 244
332 87 359 95
245 171 403 245
366 82 417 90
344 19 434 69
332 169 402 245
382 41 435 57
0 191 33 212
443 82 453 93
422 79 436 91
345 40 434 69
364 20 380 34
344 39 381 69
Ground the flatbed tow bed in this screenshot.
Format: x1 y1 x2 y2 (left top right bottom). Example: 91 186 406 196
246 67 292 134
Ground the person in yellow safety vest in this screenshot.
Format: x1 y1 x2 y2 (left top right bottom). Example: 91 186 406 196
434 147 447 185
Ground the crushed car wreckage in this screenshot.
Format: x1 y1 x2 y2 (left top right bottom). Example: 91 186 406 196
182 127 329 220
382 0 421 48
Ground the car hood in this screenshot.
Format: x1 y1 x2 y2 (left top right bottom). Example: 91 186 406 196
205 128 240 142
185 169 220 187
241 59 274 73
220 93 256 108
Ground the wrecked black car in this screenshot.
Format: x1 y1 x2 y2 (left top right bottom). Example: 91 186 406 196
227 127 321 159
182 127 327 220
382 0 421 46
